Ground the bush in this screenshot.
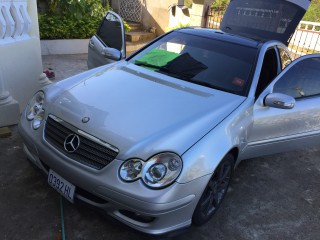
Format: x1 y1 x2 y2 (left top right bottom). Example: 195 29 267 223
38 0 130 39
211 0 230 11
39 14 104 39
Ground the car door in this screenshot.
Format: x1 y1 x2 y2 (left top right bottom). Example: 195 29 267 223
242 54 320 159
220 0 311 44
87 11 126 69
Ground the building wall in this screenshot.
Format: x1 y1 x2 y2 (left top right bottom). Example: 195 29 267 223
112 0 173 35
140 0 173 34
0 0 42 126
112 0 210 35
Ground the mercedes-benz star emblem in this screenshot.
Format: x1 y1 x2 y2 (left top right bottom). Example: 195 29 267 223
64 134 80 153
82 117 90 123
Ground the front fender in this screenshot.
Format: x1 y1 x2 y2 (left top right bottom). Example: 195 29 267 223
177 99 253 183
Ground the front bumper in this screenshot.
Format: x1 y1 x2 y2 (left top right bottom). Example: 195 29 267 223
18 117 210 235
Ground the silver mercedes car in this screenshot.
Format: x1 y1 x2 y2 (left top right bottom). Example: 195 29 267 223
19 0 319 235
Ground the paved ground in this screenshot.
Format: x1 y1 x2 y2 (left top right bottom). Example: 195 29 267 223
1 54 320 240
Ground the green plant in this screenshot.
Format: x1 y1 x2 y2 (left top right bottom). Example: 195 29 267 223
38 0 130 39
45 0 108 19
303 0 320 22
39 14 103 39
184 0 192 8
211 0 230 11
167 22 191 31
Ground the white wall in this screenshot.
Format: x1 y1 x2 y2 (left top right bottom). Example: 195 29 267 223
0 0 42 127
168 0 212 30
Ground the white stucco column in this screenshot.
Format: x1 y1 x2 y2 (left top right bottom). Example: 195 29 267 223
0 66 19 127
0 0 42 127
188 0 213 27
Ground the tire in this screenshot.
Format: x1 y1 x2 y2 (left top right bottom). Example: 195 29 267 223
192 154 234 226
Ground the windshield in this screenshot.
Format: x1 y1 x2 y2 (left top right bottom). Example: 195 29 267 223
129 31 257 96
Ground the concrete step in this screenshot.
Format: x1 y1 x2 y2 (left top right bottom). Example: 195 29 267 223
125 31 157 42
127 21 142 32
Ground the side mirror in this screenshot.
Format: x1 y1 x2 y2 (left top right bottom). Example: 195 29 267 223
264 93 295 109
101 47 121 61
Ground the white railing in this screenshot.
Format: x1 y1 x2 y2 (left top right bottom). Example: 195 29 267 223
289 20 320 58
0 0 31 43
297 20 320 32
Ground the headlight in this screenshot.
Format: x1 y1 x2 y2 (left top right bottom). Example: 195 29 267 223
119 152 183 189
119 159 143 182
32 110 45 130
26 91 45 129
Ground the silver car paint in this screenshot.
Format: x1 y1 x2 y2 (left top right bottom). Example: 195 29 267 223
87 11 126 69
241 54 320 159
47 62 245 161
19 51 320 234
19 118 210 234
178 50 320 183
87 36 118 69
19 11 320 234
179 97 253 183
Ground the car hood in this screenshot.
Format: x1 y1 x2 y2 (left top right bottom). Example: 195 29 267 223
49 62 245 160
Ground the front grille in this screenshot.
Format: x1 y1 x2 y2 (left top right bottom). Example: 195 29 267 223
44 115 118 170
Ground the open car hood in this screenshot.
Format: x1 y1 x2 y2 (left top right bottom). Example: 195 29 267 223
220 0 311 44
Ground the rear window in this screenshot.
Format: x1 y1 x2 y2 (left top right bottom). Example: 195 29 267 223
130 31 257 96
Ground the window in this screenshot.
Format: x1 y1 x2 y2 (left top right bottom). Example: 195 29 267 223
278 48 292 69
273 57 320 99
97 13 122 51
130 31 257 96
256 48 279 98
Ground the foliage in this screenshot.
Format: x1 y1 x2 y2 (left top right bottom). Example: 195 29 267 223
167 22 191 31
38 0 130 39
39 14 104 39
303 0 320 22
211 0 230 11
184 0 193 8
45 0 108 19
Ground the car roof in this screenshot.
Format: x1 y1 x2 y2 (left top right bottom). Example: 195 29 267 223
176 27 263 49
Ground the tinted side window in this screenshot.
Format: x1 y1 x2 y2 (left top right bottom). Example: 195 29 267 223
273 57 320 99
97 13 122 51
256 48 278 98
278 48 292 69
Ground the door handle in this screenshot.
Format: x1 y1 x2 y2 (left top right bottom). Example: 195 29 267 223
89 40 95 48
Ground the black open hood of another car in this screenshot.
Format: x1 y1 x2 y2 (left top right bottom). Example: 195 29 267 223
220 0 311 44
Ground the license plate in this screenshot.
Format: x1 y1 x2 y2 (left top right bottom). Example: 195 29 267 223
48 169 76 202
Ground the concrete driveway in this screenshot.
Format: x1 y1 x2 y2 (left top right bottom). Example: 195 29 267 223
1 54 319 240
